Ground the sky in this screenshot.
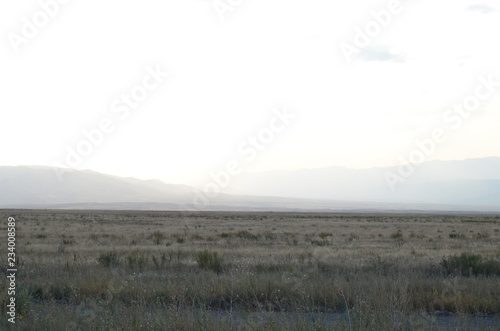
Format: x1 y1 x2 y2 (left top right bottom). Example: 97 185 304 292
1 0 499 187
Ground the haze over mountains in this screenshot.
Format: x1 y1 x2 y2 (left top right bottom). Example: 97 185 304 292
228 157 500 207
1 157 499 212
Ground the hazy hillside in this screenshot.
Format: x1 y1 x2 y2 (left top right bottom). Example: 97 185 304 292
227 157 500 207
1 158 499 212
0 166 193 206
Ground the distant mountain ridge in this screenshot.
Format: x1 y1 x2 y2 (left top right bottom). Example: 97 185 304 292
0 166 193 206
0 157 499 212
226 157 500 207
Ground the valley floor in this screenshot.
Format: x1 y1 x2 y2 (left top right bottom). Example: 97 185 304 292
1 210 500 330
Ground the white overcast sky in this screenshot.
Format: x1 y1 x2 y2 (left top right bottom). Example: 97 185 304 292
1 0 499 186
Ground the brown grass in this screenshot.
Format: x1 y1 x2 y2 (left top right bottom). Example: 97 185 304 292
1 211 500 330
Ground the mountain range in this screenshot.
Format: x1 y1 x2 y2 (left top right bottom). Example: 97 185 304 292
1 157 499 212
227 157 500 207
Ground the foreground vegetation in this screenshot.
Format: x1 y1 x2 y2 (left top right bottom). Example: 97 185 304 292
1 210 500 330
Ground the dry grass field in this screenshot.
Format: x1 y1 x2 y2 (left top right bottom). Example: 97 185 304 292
1 210 500 330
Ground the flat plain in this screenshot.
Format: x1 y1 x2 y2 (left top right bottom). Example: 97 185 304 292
1 210 500 330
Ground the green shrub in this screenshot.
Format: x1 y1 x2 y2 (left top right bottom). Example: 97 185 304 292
264 231 278 240
311 239 329 246
190 234 203 240
97 251 119 267
474 232 490 240
195 250 223 273
390 230 404 246
235 230 260 240
449 233 465 239
126 251 148 270
29 285 44 301
390 230 403 239
441 253 500 277
49 285 73 303
150 231 165 245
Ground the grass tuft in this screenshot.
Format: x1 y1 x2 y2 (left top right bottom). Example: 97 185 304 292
195 250 223 273
441 253 500 277
97 251 120 267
